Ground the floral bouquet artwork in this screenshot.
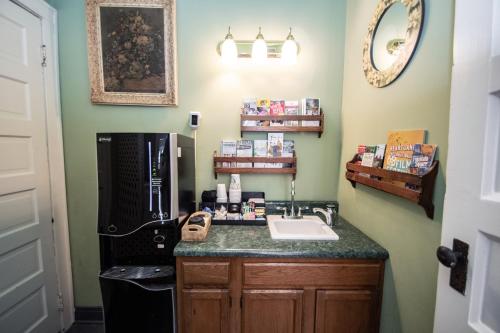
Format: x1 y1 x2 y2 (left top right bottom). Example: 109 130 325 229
86 0 177 105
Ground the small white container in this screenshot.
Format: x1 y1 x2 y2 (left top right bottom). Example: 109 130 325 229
229 174 241 203
216 184 227 203
229 189 241 203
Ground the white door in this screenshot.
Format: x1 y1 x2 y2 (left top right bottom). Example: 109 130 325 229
0 1 60 332
434 0 500 332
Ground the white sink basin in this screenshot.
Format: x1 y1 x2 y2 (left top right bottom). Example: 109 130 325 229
267 215 339 240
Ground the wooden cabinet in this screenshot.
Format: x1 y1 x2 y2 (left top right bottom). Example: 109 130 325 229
181 289 230 333
177 257 384 333
242 290 303 333
315 290 375 333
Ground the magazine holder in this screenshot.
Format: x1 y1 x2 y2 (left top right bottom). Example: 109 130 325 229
345 155 439 219
213 151 297 180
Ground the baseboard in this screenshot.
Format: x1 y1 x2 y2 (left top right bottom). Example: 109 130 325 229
74 306 103 323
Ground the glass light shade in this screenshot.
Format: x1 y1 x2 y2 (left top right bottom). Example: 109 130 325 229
281 39 298 64
220 38 237 63
252 38 268 63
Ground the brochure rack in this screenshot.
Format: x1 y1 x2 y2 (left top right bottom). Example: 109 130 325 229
213 151 297 180
345 155 439 219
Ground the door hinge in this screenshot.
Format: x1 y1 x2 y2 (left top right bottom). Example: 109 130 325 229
57 293 64 312
41 44 47 67
51 217 55 224
240 297 243 308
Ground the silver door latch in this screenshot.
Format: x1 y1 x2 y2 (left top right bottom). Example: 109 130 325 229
41 44 47 67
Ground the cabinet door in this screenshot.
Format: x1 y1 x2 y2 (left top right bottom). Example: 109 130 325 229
181 289 230 333
315 290 375 333
242 289 303 333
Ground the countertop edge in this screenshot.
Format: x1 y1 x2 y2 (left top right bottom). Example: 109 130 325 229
174 216 389 260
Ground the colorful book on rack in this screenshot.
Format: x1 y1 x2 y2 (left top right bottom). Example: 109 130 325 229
236 140 253 168
373 144 386 168
284 100 299 126
383 129 425 169
355 145 366 165
242 98 258 127
253 140 268 168
270 100 285 127
360 146 376 177
384 144 416 173
257 98 270 127
283 140 295 168
301 98 320 126
267 133 284 168
409 144 437 175
220 140 237 167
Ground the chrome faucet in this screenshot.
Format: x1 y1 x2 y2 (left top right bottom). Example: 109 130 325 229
277 179 311 219
287 179 305 219
313 207 335 226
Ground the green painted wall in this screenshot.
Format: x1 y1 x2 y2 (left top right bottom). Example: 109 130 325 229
338 1 454 332
54 0 346 306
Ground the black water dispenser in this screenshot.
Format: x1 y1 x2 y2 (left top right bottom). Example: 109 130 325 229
96 133 195 333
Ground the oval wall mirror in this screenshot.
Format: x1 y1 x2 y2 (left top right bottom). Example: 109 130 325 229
363 0 424 88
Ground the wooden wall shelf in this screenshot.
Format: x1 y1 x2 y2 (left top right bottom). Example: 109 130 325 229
345 156 439 219
213 151 297 179
240 112 324 138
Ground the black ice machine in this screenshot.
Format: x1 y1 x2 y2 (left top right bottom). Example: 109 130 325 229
96 133 195 333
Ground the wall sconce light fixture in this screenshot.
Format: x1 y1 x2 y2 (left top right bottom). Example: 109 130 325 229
251 27 268 63
217 26 300 63
281 28 298 64
220 26 238 63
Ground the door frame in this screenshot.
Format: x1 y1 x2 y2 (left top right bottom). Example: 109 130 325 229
10 0 74 330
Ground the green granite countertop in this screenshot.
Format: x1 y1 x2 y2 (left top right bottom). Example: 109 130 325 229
174 217 388 259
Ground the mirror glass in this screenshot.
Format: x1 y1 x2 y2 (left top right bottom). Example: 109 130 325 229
371 2 408 71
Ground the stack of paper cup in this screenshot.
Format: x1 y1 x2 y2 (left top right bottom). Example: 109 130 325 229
229 174 242 203
216 184 227 203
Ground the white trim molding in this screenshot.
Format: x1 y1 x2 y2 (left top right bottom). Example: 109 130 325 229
11 0 75 330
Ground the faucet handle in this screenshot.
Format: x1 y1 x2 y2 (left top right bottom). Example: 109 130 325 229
312 207 333 226
326 207 338 224
297 206 309 217
276 206 288 217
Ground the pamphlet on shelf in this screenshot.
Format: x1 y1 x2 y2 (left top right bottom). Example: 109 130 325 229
267 133 284 168
270 100 285 127
253 140 268 168
301 98 320 126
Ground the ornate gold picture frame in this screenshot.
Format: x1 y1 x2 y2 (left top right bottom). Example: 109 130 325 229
363 0 424 88
86 0 177 105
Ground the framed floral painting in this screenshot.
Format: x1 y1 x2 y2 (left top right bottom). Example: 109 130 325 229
86 0 177 105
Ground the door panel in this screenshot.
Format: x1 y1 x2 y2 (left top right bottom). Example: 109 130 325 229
0 12 28 65
0 136 34 173
0 287 48 333
0 190 37 233
181 289 230 333
0 240 42 293
242 289 303 333
0 76 30 119
0 1 59 332
315 290 374 333
434 0 500 331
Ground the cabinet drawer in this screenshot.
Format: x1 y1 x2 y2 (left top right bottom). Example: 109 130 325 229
243 262 381 287
182 261 230 286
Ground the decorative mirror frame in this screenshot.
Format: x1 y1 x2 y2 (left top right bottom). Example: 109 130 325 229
363 0 424 88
